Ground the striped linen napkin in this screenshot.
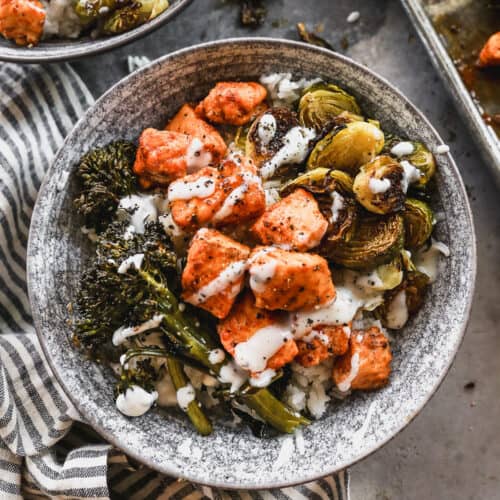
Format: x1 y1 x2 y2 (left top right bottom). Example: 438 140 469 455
0 62 349 500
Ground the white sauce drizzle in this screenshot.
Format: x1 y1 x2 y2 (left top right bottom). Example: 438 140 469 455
184 260 247 305
218 362 248 393
234 323 292 373
257 113 277 147
301 329 330 345
208 348 226 364
435 144 450 154
249 256 279 293
116 385 158 417
413 239 450 283
118 194 158 234
117 253 144 274
186 138 212 173
260 126 316 179
400 160 422 193
369 177 391 194
168 176 216 201
337 352 361 392
346 10 360 23
385 290 409 329
249 368 276 388
390 141 414 157
112 314 164 346
176 383 195 411
330 191 345 223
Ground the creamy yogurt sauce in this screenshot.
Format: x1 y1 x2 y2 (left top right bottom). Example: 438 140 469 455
385 290 409 329
184 260 248 305
234 323 293 373
218 362 247 393
257 113 277 148
186 138 212 173
208 348 226 364
414 239 450 283
116 385 158 417
168 176 216 201
400 160 423 192
117 253 144 274
118 194 158 235
249 256 279 293
260 126 316 179
337 352 360 392
369 177 391 194
112 314 164 346
390 141 414 157
330 191 345 223
176 383 195 411
249 368 276 388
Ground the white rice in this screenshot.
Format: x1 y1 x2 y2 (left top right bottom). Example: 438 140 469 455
41 0 83 39
260 73 322 106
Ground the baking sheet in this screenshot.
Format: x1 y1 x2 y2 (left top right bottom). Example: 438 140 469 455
401 0 500 185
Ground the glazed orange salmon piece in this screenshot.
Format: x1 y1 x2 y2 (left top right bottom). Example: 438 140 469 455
195 82 268 126
248 246 336 311
0 0 45 46
165 104 228 166
251 188 328 251
212 153 266 226
333 327 392 392
478 32 500 67
181 229 250 319
217 292 298 371
168 167 226 230
133 128 217 189
295 325 350 367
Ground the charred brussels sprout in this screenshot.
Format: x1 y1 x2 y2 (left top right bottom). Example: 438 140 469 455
307 121 385 175
246 107 299 166
103 0 169 34
407 142 436 186
280 167 353 197
298 82 362 130
403 198 434 249
353 155 406 215
321 213 404 270
377 270 430 329
74 0 119 25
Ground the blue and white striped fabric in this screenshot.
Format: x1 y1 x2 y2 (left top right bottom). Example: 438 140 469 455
0 62 349 499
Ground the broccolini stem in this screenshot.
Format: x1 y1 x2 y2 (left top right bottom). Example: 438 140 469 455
166 357 213 436
241 389 310 434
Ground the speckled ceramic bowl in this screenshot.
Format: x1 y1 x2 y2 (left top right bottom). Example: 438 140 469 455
27 39 476 489
0 0 192 63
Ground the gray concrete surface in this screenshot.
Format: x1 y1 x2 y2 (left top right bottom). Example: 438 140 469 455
71 1 500 498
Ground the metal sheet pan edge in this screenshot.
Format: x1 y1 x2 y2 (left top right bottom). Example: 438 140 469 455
400 0 500 186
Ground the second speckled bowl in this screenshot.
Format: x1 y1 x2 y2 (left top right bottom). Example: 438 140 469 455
27 38 476 489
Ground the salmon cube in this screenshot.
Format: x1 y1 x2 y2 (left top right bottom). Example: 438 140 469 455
248 246 335 311
0 0 45 46
181 229 250 319
212 153 266 226
217 292 298 373
165 104 228 167
252 188 328 251
169 167 226 230
295 325 350 367
333 327 392 392
478 32 500 67
195 82 268 126
133 128 216 189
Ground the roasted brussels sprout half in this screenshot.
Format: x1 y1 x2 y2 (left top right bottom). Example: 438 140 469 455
351 257 404 292
246 107 299 166
353 155 405 215
377 270 430 329
74 0 118 25
103 0 169 34
307 121 385 175
280 168 356 242
384 137 436 187
403 198 433 249
298 83 362 131
320 213 404 270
